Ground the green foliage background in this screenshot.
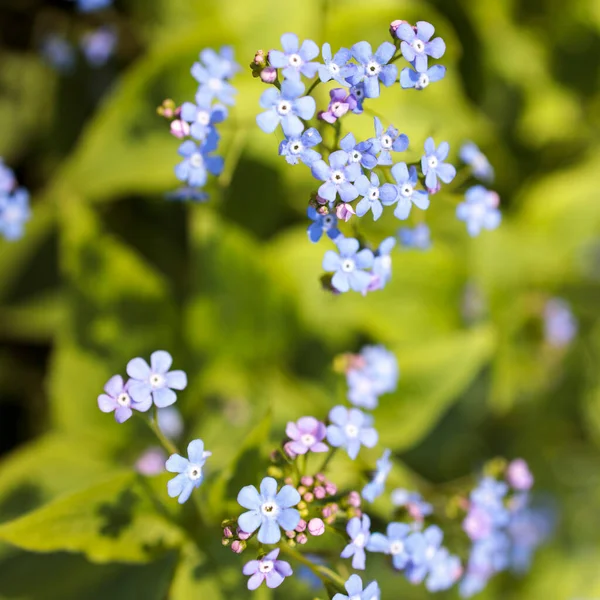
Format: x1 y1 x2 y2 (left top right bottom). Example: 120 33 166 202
0 0 599 598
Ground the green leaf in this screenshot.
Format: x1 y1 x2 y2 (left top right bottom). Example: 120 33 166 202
169 542 224 600
0 473 186 564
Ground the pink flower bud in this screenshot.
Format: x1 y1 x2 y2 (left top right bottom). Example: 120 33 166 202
390 19 409 37
336 202 355 222
487 191 500 209
296 533 308 544
316 473 326 482
223 526 233 538
308 518 325 536
231 540 246 553
322 505 332 518
348 491 361 508
303 492 314 503
170 119 190 139
284 477 294 485
286 530 296 538
506 458 533 491
260 67 277 84
283 442 297 458
295 519 307 533
298 485 307 495
325 483 337 496
314 486 326 499
301 476 314 487
237 529 251 540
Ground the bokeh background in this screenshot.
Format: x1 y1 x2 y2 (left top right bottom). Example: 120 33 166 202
1 0 600 598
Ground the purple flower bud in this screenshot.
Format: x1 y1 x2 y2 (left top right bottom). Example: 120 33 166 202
506 458 534 491
223 526 233 538
301 476 314 487
308 517 325 536
390 19 410 36
314 486 326 499
135 447 166 476
348 491 361 508
325 483 337 496
336 202 355 222
303 492 314 503
237 528 251 541
322 505 332 518
260 66 277 84
315 195 328 206
253 50 266 66
286 529 296 538
296 533 308 544
295 519 307 532
170 119 190 139
231 540 246 553
283 442 297 458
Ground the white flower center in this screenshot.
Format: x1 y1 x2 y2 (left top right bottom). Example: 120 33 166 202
412 39 425 53
400 183 413 197
380 255 392 269
366 60 381 76
116 392 130 407
390 540 404 555
353 533 366 547
341 259 355 273
368 187 379 200
208 77 222 91
381 134 393 149
150 373 165 388
290 141 303 154
259 560 274 573
350 150 361 162
261 501 280 517
277 100 292 115
189 153 204 169
301 433 316 446
331 101 343 112
417 74 430 89
345 422 359 437
427 155 438 169
425 546 436 560
288 53 303 67
196 110 210 126
330 63 340 74
331 170 345 184
187 464 202 481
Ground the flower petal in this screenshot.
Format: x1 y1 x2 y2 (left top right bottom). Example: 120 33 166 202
127 357 150 380
238 485 262 510
257 518 281 544
238 510 262 534
187 439 206 464
98 394 117 413
166 453 189 473
104 374 124 397
260 476 278 500
166 370 187 390
275 486 301 509
153 387 177 408
167 473 188 498
277 507 301 531
114 406 132 423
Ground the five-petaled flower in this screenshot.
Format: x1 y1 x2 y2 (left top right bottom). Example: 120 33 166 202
367 521 414 570
400 64 446 90
322 237 374 294
381 162 429 220
285 416 329 456
333 574 380 600
319 42 354 85
97 374 151 423
459 142 494 182
341 514 372 569
311 150 361 203
307 207 340 243
279 128 322 166
421 138 456 191
165 439 212 504
456 185 501 236
395 21 446 73
243 548 293 590
339 133 377 170
355 172 393 220
174 137 224 187
326 405 378 459
269 33 320 81
179 95 227 141
368 117 409 166
350 41 397 98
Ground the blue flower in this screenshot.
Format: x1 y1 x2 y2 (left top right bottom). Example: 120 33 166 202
355 172 387 220
0 187 31 241
243 548 293 590
80 27 117 67
456 186 501 236
40 35 76 74
157 406 184 439
180 96 227 141
400 65 446 90
256 79 316 136
165 439 212 504
395 21 446 72
326 405 378 459
425 548 462 592
348 82 366 113
459 142 494 182
368 117 409 166
341 514 371 569
166 187 209 203
339 133 377 170
318 43 354 85
174 137 224 187
126 350 188 408
391 489 433 520
311 151 361 203
398 223 431 250
381 162 429 219
404 525 445 584
362 449 392 502
307 207 340 243
350 41 398 98
333 574 380 600
367 521 413 569
74 0 112 12
346 371 379 409
347 345 399 407
192 52 237 105
0 160 16 193
199 46 240 80
269 33 320 80
97 375 151 423
370 237 396 291
421 138 456 190
279 127 322 165
237 476 301 544
322 237 374 293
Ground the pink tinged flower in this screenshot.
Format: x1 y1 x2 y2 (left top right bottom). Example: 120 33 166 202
135 447 166 475
308 518 325 536
506 459 534 491
170 119 190 139
348 490 362 508
336 202 355 222
98 374 151 423
285 416 329 455
243 549 293 590
463 505 493 541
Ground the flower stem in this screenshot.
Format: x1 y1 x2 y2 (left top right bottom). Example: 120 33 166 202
319 447 337 473
307 78 322 96
139 409 180 456
278 543 346 591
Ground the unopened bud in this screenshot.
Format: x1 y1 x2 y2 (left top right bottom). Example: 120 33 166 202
295 519 307 533
314 486 326 499
316 473 326 483
348 491 361 508
336 202 355 222
303 492 314 503
223 526 233 538
298 486 307 495
308 517 325 536
157 98 176 118
296 533 308 544
284 477 294 485
297 501 307 510
170 119 190 139
286 529 296 538
260 66 277 84
231 540 246 553
325 483 337 496
267 466 283 478
222 537 230 546
253 50 266 66
301 476 314 487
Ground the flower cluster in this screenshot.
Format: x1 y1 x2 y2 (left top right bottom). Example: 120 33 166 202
0 159 31 242
159 47 240 201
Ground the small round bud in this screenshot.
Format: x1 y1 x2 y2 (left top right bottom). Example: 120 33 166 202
301 476 314 487
298 486 307 495
348 491 361 508
330 503 339 513
223 526 233 538
314 486 326 500
170 119 190 139
300 508 309 518
308 517 325 536
157 98 176 118
284 477 294 485
231 540 246 554
389 19 409 37
303 492 314 503
316 473 326 482
286 529 296 539
253 49 266 66
297 501 307 510
506 458 533 491
295 519 307 533
296 533 308 544
322 505 332 518
237 529 251 541
222 537 230 546
325 483 337 496
260 66 277 84
267 466 283 478
283 442 297 458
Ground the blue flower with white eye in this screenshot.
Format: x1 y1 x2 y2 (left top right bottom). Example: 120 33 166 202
460 142 494 182
256 79 316 136
165 439 212 504
355 172 386 220
333 574 380 600
369 118 409 166
0 188 31 241
426 548 462 592
367 522 413 569
457 186 501 237
307 207 340 243
370 237 396 291
126 350 188 408
199 46 240 80
398 223 431 250
311 151 361 203
404 525 445 584
323 237 374 294
279 128 322 166
341 514 371 570
395 21 446 72
318 43 354 85
339 133 377 170
269 33 320 81
326 405 378 459
421 138 456 191
381 162 429 220
237 476 301 544
362 449 392 503
350 41 397 98
180 96 227 141
97 375 151 423
348 81 367 113
174 137 223 187
192 54 237 105
400 64 446 90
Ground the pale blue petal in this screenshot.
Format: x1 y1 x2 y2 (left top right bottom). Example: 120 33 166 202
165 453 188 473
150 350 172 374
166 370 187 390
355 249 374 269
394 197 412 220
280 32 299 53
299 39 319 60
428 64 446 83
311 160 330 181
375 41 395 64
331 271 350 292
345 574 363 595
326 424 345 446
380 183 398 204
268 50 288 68
379 64 397 87
237 485 261 510
238 510 262 534
281 114 303 137
187 439 205 464
275 485 300 508
337 236 359 255
277 507 300 530
437 163 456 183
348 269 372 292
323 250 341 271
352 41 372 64
427 37 446 59
257 518 281 544
177 480 195 504
153 387 177 408
359 427 378 447
416 21 435 42
256 110 280 133
364 75 380 98
338 182 358 202
260 476 278 500
412 191 430 210
167 473 188 498
127 357 150 380
367 532 390 553
295 96 316 120
356 197 371 217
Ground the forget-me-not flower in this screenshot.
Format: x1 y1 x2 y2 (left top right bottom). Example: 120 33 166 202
243 548 293 590
180 96 227 141
97 375 151 423
256 79 316 136
339 133 377 170
237 476 301 544
269 33 319 81
400 65 446 90
460 142 494 181
285 416 328 455
392 488 433 520
126 350 188 408
279 127 322 166
319 88 357 124
404 525 445 584
174 137 224 187
456 185 501 236
326 405 378 459
369 117 409 166
0 188 31 241
311 151 361 203
199 46 240 80
355 172 389 220
426 547 462 592
307 207 340 243
192 53 237 105
370 237 396 291
350 41 397 98
166 439 212 504
341 514 372 569
362 449 392 502
322 237 374 294
398 223 431 250
421 138 456 191
395 21 446 72
381 162 429 220
319 43 354 85
333 574 380 600
367 521 413 569
80 27 117 67
349 81 366 113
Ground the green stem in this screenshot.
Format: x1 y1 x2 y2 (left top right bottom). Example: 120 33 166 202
278 543 346 591
306 78 322 95
140 409 179 456
318 447 337 474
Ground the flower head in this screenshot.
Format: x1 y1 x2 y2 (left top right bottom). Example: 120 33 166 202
395 21 446 72
381 162 429 220
341 514 371 569
0 188 31 241
369 117 409 166
180 95 227 141
362 449 392 502
355 172 388 221
333 574 380 600
319 43 354 85
456 186 501 236
369 237 396 291
285 416 328 455
400 65 446 90
425 547 462 592
350 41 397 98
307 207 340 243
174 136 224 187
421 138 456 191
242 548 293 590
348 345 399 405
326 405 378 459
367 521 413 570
166 439 212 504
237 477 301 544
311 151 361 203
404 525 445 584
279 127 322 166
339 133 377 170
348 81 367 113
192 48 238 105
126 350 188 408
398 223 431 250
322 237 374 294
199 46 240 80
460 142 494 182
319 88 357 124
97 375 151 423
269 33 320 81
